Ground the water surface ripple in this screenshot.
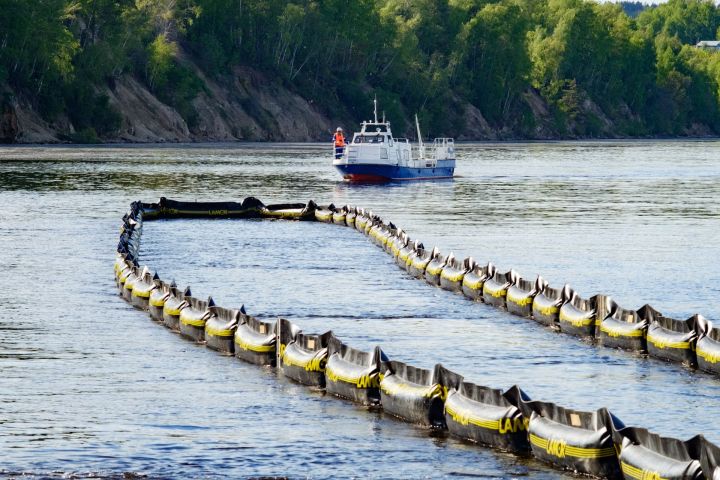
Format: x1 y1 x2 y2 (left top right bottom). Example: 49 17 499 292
0 141 718 479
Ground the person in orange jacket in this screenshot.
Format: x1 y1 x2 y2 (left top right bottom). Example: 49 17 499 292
334 127 346 159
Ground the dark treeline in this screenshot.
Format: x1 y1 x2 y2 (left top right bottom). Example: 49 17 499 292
619 1 654 18
2 0 720 140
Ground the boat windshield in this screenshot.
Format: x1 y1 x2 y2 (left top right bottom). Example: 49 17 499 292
362 123 388 133
354 135 385 144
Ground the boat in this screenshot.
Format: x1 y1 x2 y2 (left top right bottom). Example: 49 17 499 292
332 99 456 182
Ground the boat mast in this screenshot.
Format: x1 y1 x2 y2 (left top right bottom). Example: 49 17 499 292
374 96 378 123
415 114 424 159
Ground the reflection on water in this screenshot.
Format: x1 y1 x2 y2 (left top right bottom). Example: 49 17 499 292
0 140 719 478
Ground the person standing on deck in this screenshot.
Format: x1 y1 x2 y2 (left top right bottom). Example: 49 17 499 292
334 127 346 159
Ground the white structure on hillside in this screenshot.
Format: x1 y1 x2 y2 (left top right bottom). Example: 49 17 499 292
696 40 720 50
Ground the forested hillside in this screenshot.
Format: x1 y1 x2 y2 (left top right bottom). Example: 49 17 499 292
1 0 720 143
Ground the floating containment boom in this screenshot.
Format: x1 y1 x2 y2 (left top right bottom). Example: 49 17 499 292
114 197 720 479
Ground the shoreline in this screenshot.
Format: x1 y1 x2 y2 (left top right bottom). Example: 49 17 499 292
2 136 720 149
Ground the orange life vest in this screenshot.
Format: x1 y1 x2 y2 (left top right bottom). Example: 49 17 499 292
334 132 345 147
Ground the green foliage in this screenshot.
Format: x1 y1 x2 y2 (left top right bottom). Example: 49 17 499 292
67 127 101 144
0 0 79 89
154 63 204 128
557 79 581 121
377 89 409 133
455 1 531 125
637 0 720 44
65 82 121 136
3 0 720 140
147 34 178 89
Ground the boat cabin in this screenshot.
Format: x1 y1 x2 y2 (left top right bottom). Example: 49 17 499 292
352 122 395 145
332 99 456 180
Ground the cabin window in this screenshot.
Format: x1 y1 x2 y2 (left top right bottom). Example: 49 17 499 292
354 135 384 144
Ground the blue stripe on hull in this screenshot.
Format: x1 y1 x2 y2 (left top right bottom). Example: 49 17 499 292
335 161 455 181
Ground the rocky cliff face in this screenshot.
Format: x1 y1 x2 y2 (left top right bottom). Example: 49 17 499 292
1 65 338 144
0 62 670 144
104 66 336 143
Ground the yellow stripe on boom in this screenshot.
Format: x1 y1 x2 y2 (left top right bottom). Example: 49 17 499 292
559 312 594 327
445 404 499 430
441 270 464 282
163 306 184 316
180 313 206 327
412 258 429 269
696 346 720 364
234 337 275 353
621 461 667 480
646 334 690 350
380 381 441 398
325 365 381 388
462 277 484 290
599 324 644 338
205 326 234 337
445 404 528 434
283 353 326 372
150 296 167 307
534 305 559 316
529 434 615 459
426 264 444 276
265 209 303 218
132 287 153 298
483 285 507 298
507 293 532 306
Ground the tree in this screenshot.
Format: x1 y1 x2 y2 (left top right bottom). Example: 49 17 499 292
456 1 531 124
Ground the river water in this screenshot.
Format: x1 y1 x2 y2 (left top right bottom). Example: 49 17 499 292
0 141 719 479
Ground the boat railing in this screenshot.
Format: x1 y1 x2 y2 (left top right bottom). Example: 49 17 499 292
334 145 346 160
412 146 436 167
430 138 455 161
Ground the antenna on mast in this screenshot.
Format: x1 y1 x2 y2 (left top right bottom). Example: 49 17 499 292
373 96 378 123
382 111 386 123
